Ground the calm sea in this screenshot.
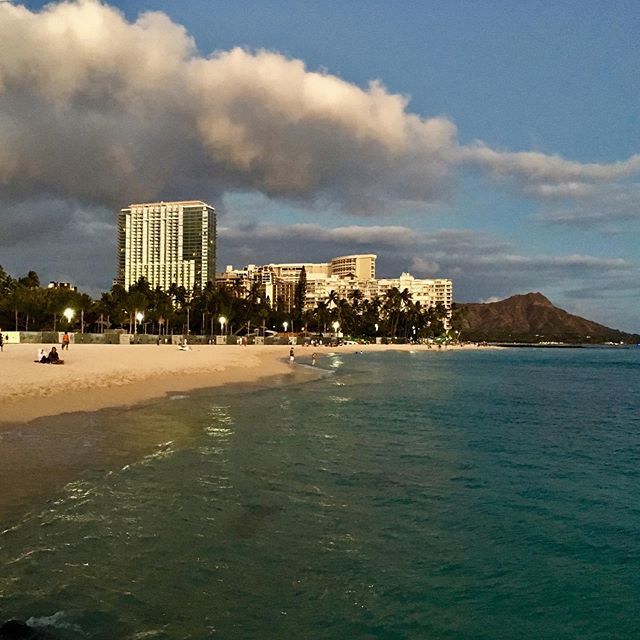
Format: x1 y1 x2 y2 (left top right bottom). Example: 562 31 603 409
1 348 639 639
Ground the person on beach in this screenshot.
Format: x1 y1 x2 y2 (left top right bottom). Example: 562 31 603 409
45 346 64 364
311 352 317 366
289 347 295 364
36 348 47 363
61 331 70 351
0 332 3 352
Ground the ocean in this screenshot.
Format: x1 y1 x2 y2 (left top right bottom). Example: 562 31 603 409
1 347 639 639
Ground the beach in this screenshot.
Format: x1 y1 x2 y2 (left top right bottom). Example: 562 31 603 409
0 342 485 425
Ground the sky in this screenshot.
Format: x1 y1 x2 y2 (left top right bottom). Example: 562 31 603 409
0 0 639 331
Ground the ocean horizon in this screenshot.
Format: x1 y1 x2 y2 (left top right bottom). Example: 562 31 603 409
1 347 639 639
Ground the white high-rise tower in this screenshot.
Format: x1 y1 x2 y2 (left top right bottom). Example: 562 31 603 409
116 200 216 291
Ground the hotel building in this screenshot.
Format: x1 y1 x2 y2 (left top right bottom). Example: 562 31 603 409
116 200 216 292
218 254 453 325
377 273 453 312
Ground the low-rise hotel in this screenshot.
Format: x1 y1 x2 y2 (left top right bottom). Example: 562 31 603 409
218 254 453 324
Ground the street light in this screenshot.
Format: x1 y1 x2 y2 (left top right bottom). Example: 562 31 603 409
283 321 288 334
135 311 144 334
63 307 75 324
332 321 340 338
219 315 227 336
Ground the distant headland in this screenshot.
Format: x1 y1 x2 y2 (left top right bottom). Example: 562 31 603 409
452 292 640 344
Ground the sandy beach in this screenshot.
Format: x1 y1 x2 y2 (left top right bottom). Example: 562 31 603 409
0 342 487 425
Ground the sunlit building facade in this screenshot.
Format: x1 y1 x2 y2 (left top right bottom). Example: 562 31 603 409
218 254 452 326
116 200 216 292
377 273 453 311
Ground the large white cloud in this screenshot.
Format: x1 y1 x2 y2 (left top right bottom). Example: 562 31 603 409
1 0 638 220
0 0 457 213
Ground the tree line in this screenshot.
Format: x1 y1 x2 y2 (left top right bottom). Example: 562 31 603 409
0 265 449 340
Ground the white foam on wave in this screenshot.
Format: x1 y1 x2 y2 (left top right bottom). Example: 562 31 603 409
27 611 82 633
130 629 169 639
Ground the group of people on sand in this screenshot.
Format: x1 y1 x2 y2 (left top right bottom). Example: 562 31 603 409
34 331 69 364
36 346 64 364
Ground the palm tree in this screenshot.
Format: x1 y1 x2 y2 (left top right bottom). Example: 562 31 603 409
0 264 15 297
315 300 330 333
123 292 148 334
326 290 339 309
382 287 402 338
18 270 40 289
348 289 364 313
45 287 76 332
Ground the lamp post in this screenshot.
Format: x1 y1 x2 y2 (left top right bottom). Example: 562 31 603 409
374 323 379 339
135 311 144 335
63 307 75 326
219 315 227 338
283 321 288 335
332 321 340 339
412 325 416 342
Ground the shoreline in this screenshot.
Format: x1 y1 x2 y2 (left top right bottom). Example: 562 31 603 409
0 342 492 426
0 342 493 526
0 344 294 426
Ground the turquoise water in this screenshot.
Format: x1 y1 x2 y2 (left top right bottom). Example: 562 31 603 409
1 348 639 639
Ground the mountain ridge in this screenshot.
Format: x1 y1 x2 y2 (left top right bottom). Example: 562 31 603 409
451 292 640 343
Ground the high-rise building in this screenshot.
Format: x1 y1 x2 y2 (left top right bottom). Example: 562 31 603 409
116 200 216 292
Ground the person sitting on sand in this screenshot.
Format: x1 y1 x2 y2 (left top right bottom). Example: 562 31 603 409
45 346 64 364
35 348 47 363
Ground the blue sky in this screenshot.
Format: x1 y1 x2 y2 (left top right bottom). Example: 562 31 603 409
2 0 639 330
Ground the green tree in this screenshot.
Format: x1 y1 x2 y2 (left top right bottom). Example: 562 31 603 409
293 266 307 327
124 291 149 334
